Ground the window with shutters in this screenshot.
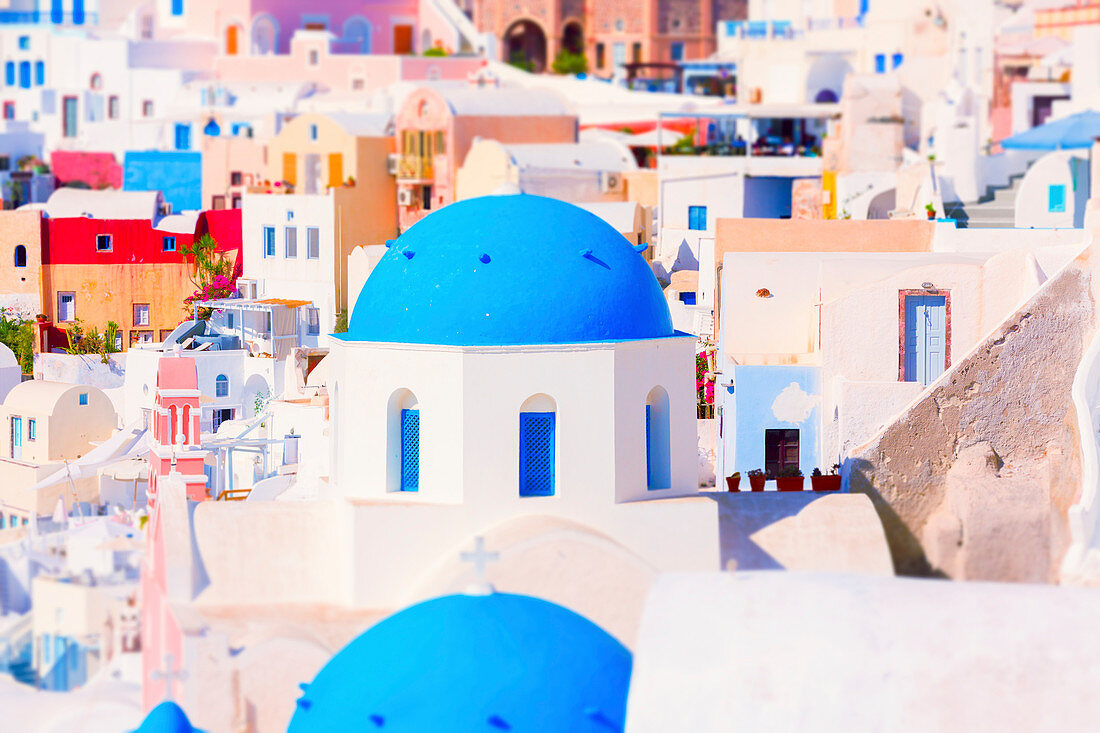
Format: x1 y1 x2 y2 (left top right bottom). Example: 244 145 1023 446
285 227 297 257
306 227 320 259
400 408 419 491
519 412 555 497
646 386 671 490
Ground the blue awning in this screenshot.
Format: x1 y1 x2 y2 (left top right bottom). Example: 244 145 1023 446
1001 110 1100 150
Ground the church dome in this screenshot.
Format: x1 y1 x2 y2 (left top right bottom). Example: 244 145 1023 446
345 194 673 346
287 592 632 732
133 701 201 733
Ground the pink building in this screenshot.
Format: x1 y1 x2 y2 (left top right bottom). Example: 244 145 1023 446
142 355 210 710
394 81 577 230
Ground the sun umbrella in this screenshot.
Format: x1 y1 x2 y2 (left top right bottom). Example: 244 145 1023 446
1000 109 1100 150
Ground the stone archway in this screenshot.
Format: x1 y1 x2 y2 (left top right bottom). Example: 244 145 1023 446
562 20 583 55
504 19 548 73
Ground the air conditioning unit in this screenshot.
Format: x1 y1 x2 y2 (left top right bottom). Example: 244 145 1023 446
397 188 414 206
386 153 400 175
599 171 622 193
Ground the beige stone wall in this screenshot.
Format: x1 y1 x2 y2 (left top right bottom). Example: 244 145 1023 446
848 250 1098 580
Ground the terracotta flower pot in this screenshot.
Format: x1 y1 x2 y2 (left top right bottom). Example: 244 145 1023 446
725 476 741 492
749 476 766 492
776 476 804 492
811 475 842 491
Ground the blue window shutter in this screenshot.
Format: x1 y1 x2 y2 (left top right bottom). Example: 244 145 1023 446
72 0 84 24
175 123 190 150
17 61 29 89
874 54 886 74
519 412 555 496
171 0 184 16
645 405 653 489
400 408 420 491
263 227 275 256
688 205 707 231
34 61 44 86
892 53 903 69
50 0 62 24
1048 184 1066 213
5 62 14 86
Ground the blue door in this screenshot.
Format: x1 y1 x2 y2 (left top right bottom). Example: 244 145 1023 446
904 295 947 386
11 416 21 460
63 96 77 138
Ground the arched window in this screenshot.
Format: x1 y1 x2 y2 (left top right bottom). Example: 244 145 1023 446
89 73 102 90
13 245 25 268
215 374 228 397
251 15 278 55
519 394 556 497
341 17 371 53
645 386 671 490
388 389 419 492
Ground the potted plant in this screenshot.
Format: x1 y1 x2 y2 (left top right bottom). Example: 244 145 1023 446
747 468 766 492
776 467 804 492
811 464 842 491
34 313 47 323
725 471 741 492
925 202 936 220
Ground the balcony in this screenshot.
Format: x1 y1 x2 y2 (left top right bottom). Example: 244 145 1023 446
396 154 434 182
721 16 864 42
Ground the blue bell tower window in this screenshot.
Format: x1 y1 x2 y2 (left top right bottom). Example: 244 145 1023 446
400 408 420 491
519 412 555 496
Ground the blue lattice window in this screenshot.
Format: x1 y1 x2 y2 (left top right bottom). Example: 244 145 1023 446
519 412 555 496
400 409 419 492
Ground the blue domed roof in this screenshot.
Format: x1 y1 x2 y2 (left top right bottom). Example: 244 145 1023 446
288 592 632 732
133 701 202 733
345 195 673 346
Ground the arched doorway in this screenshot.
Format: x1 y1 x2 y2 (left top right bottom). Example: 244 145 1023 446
504 19 547 73
251 15 278 55
562 20 583 55
342 16 371 53
814 88 838 103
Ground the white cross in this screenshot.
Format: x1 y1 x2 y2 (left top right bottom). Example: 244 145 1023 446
460 536 499 596
151 652 188 701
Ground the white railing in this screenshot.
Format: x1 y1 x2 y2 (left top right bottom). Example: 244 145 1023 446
0 612 33 675
1062 326 1100 582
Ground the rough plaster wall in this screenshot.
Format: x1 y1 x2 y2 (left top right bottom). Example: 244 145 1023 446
849 256 1095 579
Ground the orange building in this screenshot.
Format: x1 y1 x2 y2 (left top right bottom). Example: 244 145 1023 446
393 83 578 231
473 0 747 73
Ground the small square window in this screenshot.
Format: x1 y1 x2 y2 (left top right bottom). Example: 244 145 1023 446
27 419 35 440
162 236 176 252
96 234 112 251
18 36 29 51
230 171 242 186
1048 184 1066 213
309 124 318 141
351 78 364 91
688 205 707 231
308 49 319 66
78 393 88 406
133 303 150 326
286 210 294 221
142 100 153 117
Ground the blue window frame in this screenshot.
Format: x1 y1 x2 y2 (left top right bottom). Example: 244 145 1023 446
28 418 35 440
162 236 176 252
645 405 653 488
670 42 684 62
4 62 12 86
50 0 62 24
400 408 420 491
519 412 555 497
688 205 707 231
892 53 904 69
73 0 84 24
34 61 44 86
18 61 29 89
171 0 184 17
874 54 886 74
309 124 318 141
1048 184 1066 213
263 226 276 257
174 123 191 151
215 374 228 397
78 393 88 406
18 36 29 51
